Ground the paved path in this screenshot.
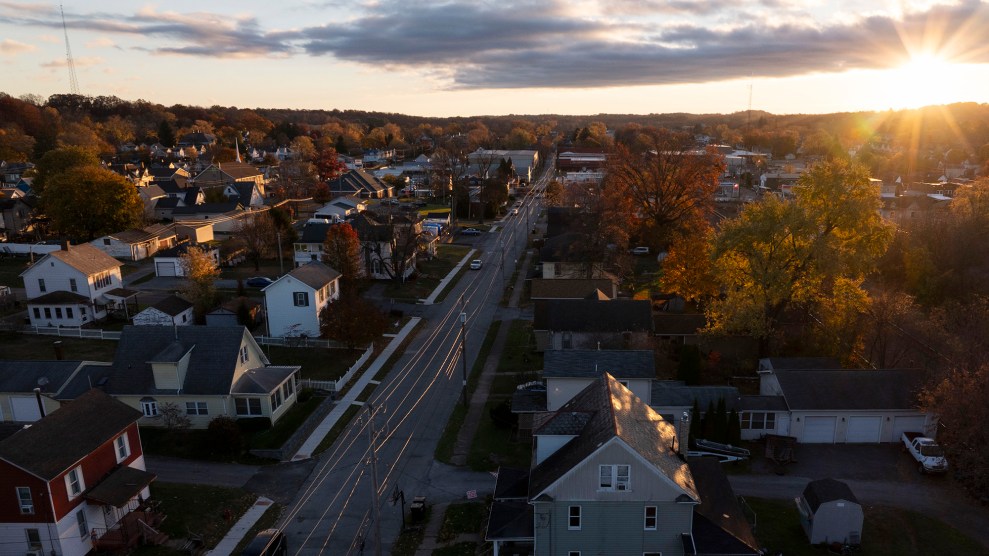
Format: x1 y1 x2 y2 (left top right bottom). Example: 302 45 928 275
414 501 450 555
146 456 259 488
289 317 422 461
423 249 476 305
207 497 275 556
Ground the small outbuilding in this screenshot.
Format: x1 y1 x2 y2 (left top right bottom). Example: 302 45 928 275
796 478 863 546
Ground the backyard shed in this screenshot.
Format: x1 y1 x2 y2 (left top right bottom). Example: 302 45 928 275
796 478 863 545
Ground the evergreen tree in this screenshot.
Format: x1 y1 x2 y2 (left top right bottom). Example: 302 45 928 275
158 120 175 147
727 409 742 445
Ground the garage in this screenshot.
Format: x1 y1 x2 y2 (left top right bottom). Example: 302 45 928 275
156 261 177 277
845 416 882 443
892 416 927 439
802 416 837 443
10 396 41 422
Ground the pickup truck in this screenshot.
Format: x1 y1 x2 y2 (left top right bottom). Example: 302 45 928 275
902 432 948 474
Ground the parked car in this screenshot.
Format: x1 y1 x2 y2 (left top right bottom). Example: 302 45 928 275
902 431 948 474
630 246 650 255
462 228 482 236
512 208 519 215
242 529 286 556
246 276 274 288
470 259 483 270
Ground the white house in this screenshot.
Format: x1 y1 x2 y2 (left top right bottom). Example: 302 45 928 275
132 295 194 326
263 262 341 337
90 225 177 261
21 243 131 327
313 196 366 222
293 223 331 268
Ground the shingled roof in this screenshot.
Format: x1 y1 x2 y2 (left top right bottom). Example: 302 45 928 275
24 243 120 277
802 478 859 512
281 262 341 290
0 389 141 480
774 369 925 410
533 299 653 332
543 349 655 379
528 374 698 501
529 278 616 300
0 361 86 395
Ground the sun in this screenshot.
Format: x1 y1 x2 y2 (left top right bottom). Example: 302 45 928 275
883 53 960 109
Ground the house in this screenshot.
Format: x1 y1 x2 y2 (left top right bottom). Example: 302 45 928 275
539 233 612 279
0 191 34 240
152 242 220 277
263 262 341 338
293 223 331 268
21 243 137 327
796 478 863 545
101 326 301 428
349 212 419 280
556 147 608 173
206 297 260 327
327 169 393 199
543 349 655 411
224 182 264 207
170 202 247 234
650 381 741 424
529 278 617 301
741 358 935 443
313 196 366 222
469 149 539 184
132 295 194 327
178 131 216 148
0 389 164 556
532 298 653 351
0 361 112 422
90 225 177 261
487 374 759 556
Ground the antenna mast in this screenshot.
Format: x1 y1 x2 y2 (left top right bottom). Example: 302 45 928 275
60 4 80 95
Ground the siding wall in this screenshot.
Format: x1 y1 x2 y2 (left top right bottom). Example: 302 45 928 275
533 500 691 556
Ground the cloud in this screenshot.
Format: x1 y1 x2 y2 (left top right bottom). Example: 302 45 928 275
85 37 116 48
4 0 989 89
0 38 35 54
40 56 103 69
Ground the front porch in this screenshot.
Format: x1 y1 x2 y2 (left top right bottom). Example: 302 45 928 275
91 503 168 551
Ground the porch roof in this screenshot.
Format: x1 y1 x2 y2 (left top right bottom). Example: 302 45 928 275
85 466 157 507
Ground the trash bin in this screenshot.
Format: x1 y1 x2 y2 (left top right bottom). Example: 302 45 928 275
409 496 426 522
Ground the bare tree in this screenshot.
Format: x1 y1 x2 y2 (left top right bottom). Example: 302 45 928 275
237 212 276 270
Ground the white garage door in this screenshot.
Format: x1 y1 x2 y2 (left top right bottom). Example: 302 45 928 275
156 261 177 277
802 416 837 443
11 397 41 422
892 416 927 439
846 416 882 443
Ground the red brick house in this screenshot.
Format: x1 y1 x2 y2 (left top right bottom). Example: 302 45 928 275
0 389 164 556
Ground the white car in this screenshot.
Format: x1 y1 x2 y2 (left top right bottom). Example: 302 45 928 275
470 259 483 270
631 246 650 255
512 208 519 215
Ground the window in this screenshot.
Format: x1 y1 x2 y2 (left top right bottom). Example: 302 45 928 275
240 346 250 364
568 506 581 530
569 552 581 556
115 434 130 462
44 308 51 319
69 278 77 292
185 402 208 416
26 529 41 550
17 487 33 514
562 332 573 349
93 271 111 290
644 506 657 530
270 389 283 411
293 292 309 306
65 466 84 499
55 308 63 319
741 412 776 431
141 399 159 417
32 308 40 319
643 553 662 556
103 238 112 246
77 509 89 539
66 307 74 319
38 278 46 293
236 398 263 416
599 464 630 491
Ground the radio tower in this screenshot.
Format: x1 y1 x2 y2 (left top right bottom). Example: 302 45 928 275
60 4 80 95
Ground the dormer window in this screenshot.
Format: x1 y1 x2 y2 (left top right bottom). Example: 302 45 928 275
599 464 630 491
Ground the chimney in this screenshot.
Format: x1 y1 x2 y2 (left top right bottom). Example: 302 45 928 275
33 388 46 418
52 340 64 360
60 239 71 251
675 411 690 457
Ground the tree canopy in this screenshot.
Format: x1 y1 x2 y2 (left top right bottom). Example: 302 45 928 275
42 165 144 241
322 223 361 295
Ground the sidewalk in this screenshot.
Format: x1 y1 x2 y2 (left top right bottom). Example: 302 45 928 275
449 247 533 466
414 501 449 555
290 317 421 461
422 249 476 305
206 497 275 556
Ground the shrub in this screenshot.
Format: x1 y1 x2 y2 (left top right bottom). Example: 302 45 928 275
207 416 243 457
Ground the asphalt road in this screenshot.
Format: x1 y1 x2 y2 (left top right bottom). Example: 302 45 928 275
277 172 549 556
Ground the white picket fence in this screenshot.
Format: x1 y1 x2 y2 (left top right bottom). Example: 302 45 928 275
298 344 374 392
21 326 122 340
253 335 341 348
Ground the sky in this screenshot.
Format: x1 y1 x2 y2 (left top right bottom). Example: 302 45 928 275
3 0 989 117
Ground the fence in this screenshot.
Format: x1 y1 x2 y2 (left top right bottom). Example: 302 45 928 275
21 326 122 340
298 343 373 392
253 335 343 348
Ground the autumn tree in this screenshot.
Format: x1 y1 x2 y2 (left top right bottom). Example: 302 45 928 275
32 146 100 195
322 223 362 295
659 223 718 303
236 212 276 270
319 296 388 349
706 160 893 356
606 129 724 248
43 166 144 241
180 245 220 322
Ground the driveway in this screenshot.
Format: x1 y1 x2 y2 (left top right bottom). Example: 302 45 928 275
729 443 989 548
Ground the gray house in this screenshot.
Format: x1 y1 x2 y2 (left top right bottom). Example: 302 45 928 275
488 374 759 556
796 478 863 545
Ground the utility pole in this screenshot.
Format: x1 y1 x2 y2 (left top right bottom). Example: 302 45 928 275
460 296 468 408
364 403 385 556
276 231 284 276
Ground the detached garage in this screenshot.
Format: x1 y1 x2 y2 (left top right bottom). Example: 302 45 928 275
757 362 936 444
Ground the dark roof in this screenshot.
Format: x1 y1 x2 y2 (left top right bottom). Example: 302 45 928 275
229 183 256 203
282 262 341 290
533 299 653 332
329 169 390 195
688 457 760 554
59 364 115 400
802 478 859 512
535 410 592 435
84 466 156 507
28 291 91 304
539 232 585 262
103 326 262 396
651 381 740 411
155 197 180 209
299 223 332 243
152 294 194 316
545 207 581 238
0 389 141 480
654 313 707 335
529 278 616 300
32 243 121 276
529 374 697 501
511 388 547 413
231 366 298 394
0 361 84 394
738 395 788 412
485 499 534 541
215 162 262 180
760 357 840 371
543 349 655 379
775 369 925 410
493 467 530 500
349 212 395 242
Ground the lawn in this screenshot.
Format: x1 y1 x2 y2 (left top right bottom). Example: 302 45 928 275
220 258 287 280
437 502 488 542
264 346 364 381
0 332 118 361
745 497 986 555
150 482 257 548
382 244 472 301
467 398 531 471
495 320 541 374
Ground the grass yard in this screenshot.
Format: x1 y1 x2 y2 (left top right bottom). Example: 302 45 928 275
391 505 433 556
248 392 325 450
467 398 531 471
382 244 472 301
495 320 541 374
438 502 488 542
746 497 986 555
264 346 365 381
0 332 118 361
150 482 257 548
220 258 286 280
